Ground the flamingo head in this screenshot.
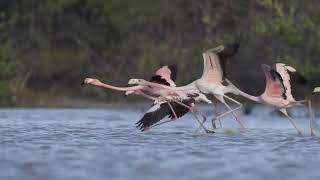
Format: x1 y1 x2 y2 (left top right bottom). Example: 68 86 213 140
127 79 143 85
82 78 101 86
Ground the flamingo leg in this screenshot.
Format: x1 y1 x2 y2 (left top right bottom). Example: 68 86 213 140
285 100 315 136
167 102 178 120
160 96 212 132
212 101 221 129
308 100 316 136
212 95 245 129
308 100 315 136
149 98 211 133
168 99 212 133
217 104 222 128
279 108 303 135
191 110 214 134
149 105 211 133
194 109 208 133
148 102 178 129
171 99 193 110
224 95 245 128
191 107 215 133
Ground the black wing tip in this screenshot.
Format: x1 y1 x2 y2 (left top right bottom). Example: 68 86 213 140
219 42 240 58
155 64 178 82
150 75 170 86
81 79 86 86
227 42 240 49
208 42 239 55
296 73 308 84
168 64 178 81
287 71 308 85
135 120 146 131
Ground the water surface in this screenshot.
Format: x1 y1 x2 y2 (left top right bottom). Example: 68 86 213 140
0 107 320 180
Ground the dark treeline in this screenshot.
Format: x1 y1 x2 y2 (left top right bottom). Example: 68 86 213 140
0 0 320 106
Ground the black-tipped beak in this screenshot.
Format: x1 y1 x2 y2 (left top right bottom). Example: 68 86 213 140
81 81 85 86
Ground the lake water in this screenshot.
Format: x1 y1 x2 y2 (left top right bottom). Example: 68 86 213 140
1 106 320 180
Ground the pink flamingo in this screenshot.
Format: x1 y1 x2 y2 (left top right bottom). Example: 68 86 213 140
128 43 245 130
228 63 314 135
82 65 213 132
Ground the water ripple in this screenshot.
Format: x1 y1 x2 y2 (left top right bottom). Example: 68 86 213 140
0 108 320 180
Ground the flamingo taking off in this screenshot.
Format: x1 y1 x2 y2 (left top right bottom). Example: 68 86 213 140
133 65 213 131
314 87 320 93
128 43 245 130
229 63 314 135
82 65 213 132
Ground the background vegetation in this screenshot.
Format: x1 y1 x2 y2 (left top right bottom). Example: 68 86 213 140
0 0 319 106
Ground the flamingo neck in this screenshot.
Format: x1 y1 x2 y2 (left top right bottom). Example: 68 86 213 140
141 80 196 91
96 82 142 92
238 90 260 102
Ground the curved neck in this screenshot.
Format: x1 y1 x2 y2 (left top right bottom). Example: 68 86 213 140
238 90 260 102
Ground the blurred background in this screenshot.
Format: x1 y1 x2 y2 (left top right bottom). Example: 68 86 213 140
0 0 320 107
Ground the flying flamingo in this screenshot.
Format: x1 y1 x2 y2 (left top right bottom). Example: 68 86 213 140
228 63 314 135
314 87 320 93
82 65 213 132
128 43 245 130
133 65 213 131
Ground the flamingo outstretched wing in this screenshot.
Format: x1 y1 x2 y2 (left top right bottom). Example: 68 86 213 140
261 64 286 99
201 50 224 83
276 63 308 101
201 43 239 84
275 63 296 101
135 99 194 131
149 65 177 87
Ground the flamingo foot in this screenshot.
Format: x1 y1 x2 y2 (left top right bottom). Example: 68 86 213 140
212 119 217 129
205 129 215 134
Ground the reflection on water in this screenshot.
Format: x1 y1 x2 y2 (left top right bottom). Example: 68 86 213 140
0 107 320 180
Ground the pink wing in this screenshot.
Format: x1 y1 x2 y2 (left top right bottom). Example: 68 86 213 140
152 65 177 87
201 50 224 84
276 63 296 101
261 64 286 99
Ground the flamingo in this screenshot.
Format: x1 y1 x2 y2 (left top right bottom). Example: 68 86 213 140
128 43 245 130
314 87 320 93
82 65 213 132
228 63 314 135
